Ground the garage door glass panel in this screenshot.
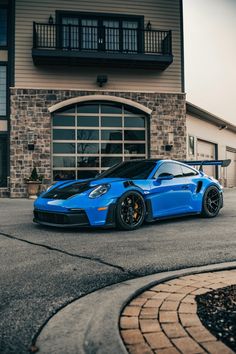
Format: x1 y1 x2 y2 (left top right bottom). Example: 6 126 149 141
101 157 122 167
101 104 122 114
53 170 76 181
53 129 75 140
101 143 122 154
124 131 145 141
53 115 75 127
53 143 75 154
53 156 76 168
78 104 99 113
124 143 145 154
78 157 99 167
77 116 99 127
124 117 145 128
101 130 122 141
77 130 99 140
77 143 99 154
52 102 148 180
101 117 122 127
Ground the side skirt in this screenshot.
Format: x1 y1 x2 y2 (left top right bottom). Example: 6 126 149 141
145 199 200 223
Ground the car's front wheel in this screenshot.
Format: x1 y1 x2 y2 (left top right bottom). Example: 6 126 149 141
201 186 222 218
116 191 146 230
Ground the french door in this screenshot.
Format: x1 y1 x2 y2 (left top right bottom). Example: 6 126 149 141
61 14 141 53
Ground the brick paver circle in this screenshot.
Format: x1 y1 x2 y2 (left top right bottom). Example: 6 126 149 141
120 269 236 354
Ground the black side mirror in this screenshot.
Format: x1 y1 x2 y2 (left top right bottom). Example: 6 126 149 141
156 174 174 181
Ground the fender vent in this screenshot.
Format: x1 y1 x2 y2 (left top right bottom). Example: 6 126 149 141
123 181 135 188
196 181 203 193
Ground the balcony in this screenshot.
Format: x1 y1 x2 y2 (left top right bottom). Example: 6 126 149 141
32 22 173 70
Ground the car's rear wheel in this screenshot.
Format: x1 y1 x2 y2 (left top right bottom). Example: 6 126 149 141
116 191 146 230
201 186 221 218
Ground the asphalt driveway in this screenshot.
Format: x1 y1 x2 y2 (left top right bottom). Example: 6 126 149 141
0 188 235 353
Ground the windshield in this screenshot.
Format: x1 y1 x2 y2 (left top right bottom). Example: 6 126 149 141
97 160 157 179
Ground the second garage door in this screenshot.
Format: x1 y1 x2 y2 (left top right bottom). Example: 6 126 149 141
197 139 216 177
226 149 236 187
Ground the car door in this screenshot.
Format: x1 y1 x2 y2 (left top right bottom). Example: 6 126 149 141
149 162 193 218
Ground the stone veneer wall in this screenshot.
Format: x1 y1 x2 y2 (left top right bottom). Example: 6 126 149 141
10 89 186 197
0 188 9 198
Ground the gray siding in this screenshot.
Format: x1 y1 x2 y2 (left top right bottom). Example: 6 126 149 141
15 0 183 92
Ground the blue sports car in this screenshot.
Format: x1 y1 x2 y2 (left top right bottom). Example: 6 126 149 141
33 159 230 230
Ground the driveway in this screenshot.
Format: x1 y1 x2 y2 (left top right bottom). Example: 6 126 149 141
0 189 235 353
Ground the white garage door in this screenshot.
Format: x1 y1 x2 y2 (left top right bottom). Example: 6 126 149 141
226 149 236 187
197 139 216 177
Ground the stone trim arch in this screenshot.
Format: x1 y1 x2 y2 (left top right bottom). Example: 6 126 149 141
48 95 152 115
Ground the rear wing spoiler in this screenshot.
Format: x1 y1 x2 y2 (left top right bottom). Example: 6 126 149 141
180 159 231 171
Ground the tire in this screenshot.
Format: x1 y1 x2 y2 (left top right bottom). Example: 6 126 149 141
201 186 222 218
116 191 146 230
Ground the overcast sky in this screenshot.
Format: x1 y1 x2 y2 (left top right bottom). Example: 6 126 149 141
183 0 236 125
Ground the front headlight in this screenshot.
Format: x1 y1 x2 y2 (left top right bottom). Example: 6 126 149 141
89 184 110 199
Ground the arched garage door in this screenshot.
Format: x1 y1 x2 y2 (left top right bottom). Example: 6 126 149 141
52 101 148 180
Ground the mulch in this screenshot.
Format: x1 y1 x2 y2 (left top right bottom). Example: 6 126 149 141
196 285 236 352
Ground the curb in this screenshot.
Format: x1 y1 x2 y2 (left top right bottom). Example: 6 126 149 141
36 261 236 354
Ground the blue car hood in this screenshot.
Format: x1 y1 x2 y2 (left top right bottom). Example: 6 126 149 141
42 178 128 200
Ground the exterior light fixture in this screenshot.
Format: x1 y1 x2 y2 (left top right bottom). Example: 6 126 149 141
146 21 152 30
97 75 108 87
48 15 54 24
165 144 173 151
219 125 227 130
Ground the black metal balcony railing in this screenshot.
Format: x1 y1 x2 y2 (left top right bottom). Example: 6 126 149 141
33 22 172 56
32 22 173 69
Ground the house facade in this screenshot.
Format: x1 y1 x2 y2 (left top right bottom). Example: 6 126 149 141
1 0 185 197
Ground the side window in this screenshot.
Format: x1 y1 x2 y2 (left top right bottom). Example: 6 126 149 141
181 165 198 177
155 163 183 178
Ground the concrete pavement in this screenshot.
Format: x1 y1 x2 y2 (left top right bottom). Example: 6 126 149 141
35 262 236 354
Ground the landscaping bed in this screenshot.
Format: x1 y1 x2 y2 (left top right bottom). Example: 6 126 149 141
196 285 236 352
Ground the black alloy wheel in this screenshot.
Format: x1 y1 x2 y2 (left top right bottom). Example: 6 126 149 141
116 191 146 230
201 186 221 218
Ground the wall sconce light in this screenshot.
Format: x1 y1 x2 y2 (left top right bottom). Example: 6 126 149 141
146 21 152 30
219 124 227 130
27 131 35 151
165 144 173 152
97 75 108 87
48 15 54 24
165 132 173 151
28 144 35 151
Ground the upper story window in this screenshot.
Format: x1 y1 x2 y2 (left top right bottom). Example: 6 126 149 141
58 12 143 53
0 8 7 47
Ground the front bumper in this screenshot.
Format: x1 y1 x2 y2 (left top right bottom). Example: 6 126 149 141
33 209 90 227
33 203 116 228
